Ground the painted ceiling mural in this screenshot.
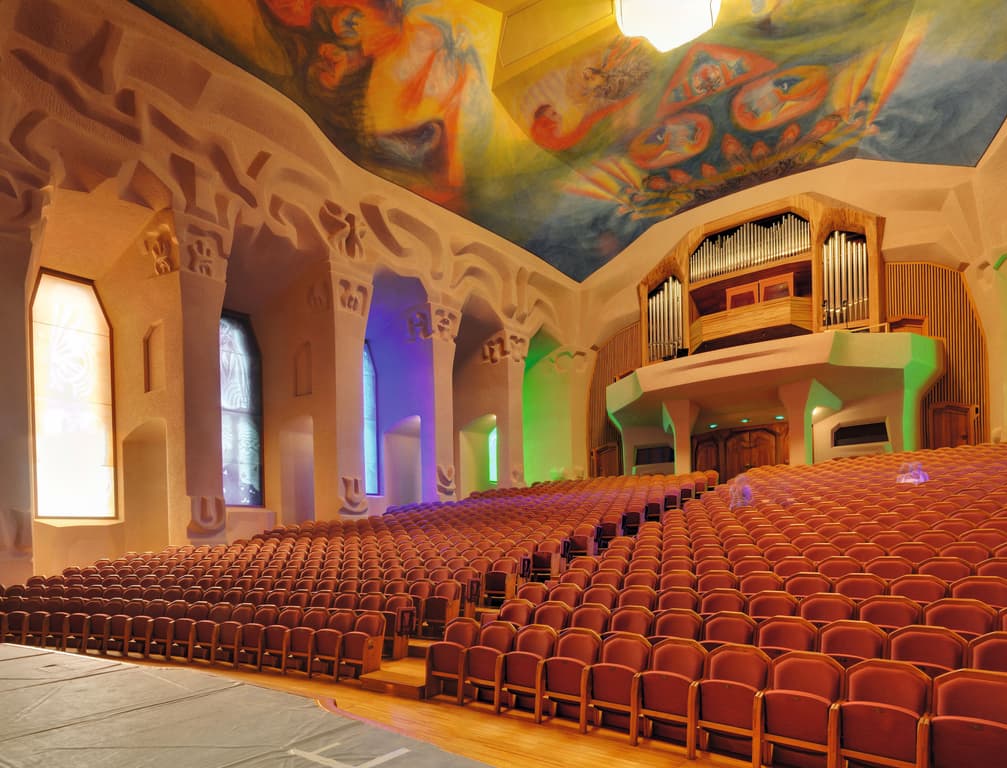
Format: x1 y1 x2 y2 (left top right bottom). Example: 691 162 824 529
128 0 1007 281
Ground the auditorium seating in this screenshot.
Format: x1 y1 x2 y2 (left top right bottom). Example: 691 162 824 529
6 444 1007 760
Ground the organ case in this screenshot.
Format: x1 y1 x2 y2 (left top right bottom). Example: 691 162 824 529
639 194 885 364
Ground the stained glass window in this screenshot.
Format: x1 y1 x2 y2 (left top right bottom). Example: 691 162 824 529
32 273 115 518
220 314 263 506
488 426 498 484
363 342 379 494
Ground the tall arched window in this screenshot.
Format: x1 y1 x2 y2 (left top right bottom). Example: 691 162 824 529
362 342 379 494
220 314 263 506
31 272 115 518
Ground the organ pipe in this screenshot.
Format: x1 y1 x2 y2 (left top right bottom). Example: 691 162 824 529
688 213 811 282
822 231 869 326
647 276 683 362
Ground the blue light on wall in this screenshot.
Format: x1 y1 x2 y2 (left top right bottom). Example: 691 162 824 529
363 342 379 495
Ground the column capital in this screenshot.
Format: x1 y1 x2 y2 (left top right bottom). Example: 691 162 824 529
482 328 529 365
332 273 372 318
406 301 459 344
544 345 594 375
173 215 232 281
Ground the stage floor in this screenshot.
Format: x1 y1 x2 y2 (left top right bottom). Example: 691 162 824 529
0 644 488 768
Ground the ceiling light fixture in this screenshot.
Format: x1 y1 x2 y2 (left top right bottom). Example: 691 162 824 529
615 0 722 53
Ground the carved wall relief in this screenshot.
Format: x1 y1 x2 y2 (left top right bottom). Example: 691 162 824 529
307 280 331 312
436 464 456 498
177 223 229 279
320 201 367 262
144 223 179 275
340 476 368 515
187 495 226 536
482 330 528 364
407 302 459 343
546 346 590 375
336 277 370 317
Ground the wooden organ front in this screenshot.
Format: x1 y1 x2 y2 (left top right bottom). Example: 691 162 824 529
638 194 885 363
608 193 948 482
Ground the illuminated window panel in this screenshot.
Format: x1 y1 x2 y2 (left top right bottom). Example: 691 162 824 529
220 315 263 506
32 273 115 519
362 342 379 495
488 426 498 484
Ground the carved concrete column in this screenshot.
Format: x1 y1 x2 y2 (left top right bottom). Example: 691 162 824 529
173 217 232 541
0 228 36 583
481 326 529 488
328 268 372 516
404 301 460 501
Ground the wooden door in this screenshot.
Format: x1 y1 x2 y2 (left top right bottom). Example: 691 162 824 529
724 428 778 480
929 402 977 448
693 434 721 477
592 442 622 477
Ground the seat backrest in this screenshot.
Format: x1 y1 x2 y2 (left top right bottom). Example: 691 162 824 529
649 637 707 677
443 617 481 647
889 624 968 671
570 604 611 634
705 643 771 687
933 668 1007 721
819 619 886 664
748 590 799 619
858 595 923 630
652 608 702 640
968 631 1007 672
846 659 931 713
599 631 651 671
513 623 558 657
768 651 844 699
609 605 654 636
703 611 757 645
554 627 602 664
924 597 996 637
532 600 573 631
477 620 518 652
755 616 818 653
498 598 535 626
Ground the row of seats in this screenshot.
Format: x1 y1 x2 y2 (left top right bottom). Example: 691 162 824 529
426 618 1007 767
1 602 389 679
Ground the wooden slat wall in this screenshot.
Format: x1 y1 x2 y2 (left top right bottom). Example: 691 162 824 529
885 262 989 446
587 322 641 472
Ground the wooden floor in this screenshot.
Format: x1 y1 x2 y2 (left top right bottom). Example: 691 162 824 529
122 651 749 768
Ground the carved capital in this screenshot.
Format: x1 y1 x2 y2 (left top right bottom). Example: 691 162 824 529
320 201 368 262
176 221 229 280
436 464 456 499
407 302 459 343
339 476 369 515
336 277 370 317
482 330 528 365
545 346 592 375
144 222 180 276
307 279 332 312
187 495 226 537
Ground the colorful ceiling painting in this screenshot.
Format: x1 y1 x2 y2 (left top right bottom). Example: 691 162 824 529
128 0 1007 280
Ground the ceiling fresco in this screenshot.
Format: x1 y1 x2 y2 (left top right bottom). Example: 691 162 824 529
128 0 1007 281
